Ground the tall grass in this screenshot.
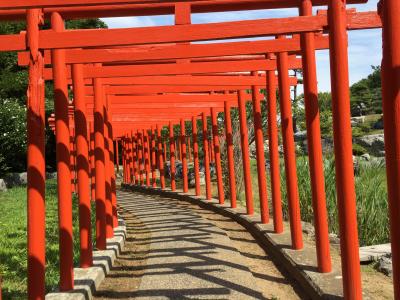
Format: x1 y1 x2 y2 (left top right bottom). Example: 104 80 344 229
0 180 96 299
279 156 389 246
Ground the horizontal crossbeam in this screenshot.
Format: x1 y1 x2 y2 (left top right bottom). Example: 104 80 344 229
38 12 381 49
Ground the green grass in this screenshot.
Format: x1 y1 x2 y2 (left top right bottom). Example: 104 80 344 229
0 179 96 299
240 156 389 247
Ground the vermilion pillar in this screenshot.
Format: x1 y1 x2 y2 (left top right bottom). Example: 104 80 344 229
266 56 283 233
93 75 107 251
202 113 212 200
151 127 157 188
72 63 92 268
210 137 215 163
129 131 135 184
192 116 201 196
51 12 74 290
163 141 167 162
124 134 129 184
108 123 118 228
133 134 139 184
300 0 331 273
238 90 254 214
138 131 144 185
115 139 119 173
277 36 303 250
143 129 150 186
122 136 127 184
251 81 269 223
104 107 113 239
328 0 361 298
188 136 192 162
224 100 237 208
27 9 46 299
177 138 182 161
90 125 96 200
105 104 116 230
381 0 400 297
169 122 176 191
70 129 76 194
180 119 189 193
211 108 224 204
156 125 166 189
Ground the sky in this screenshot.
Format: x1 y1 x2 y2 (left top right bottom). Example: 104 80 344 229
100 0 381 93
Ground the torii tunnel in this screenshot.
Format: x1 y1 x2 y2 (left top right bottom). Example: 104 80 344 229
0 0 398 299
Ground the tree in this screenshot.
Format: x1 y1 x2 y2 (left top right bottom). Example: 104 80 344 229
0 19 108 173
350 66 382 116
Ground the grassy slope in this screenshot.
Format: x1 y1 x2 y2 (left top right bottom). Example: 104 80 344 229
237 157 389 247
0 180 94 299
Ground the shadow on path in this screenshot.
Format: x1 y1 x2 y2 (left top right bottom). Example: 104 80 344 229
94 190 305 300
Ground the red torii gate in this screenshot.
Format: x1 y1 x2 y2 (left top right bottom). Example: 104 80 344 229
0 1 398 300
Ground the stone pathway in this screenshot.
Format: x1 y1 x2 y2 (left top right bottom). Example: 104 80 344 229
94 190 305 300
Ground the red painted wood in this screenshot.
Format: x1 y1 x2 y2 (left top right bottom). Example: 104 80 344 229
37 12 380 49
18 36 329 66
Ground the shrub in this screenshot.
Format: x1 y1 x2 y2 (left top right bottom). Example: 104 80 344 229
352 143 368 156
0 99 26 175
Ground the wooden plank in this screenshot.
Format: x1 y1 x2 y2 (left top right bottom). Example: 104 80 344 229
0 0 367 11
37 12 380 50
19 35 329 66
82 58 302 78
0 33 26 51
87 85 269 95
86 102 227 109
38 15 325 49
100 94 238 104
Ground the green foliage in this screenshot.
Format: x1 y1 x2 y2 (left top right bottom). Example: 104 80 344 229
0 99 27 175
352 143 368 156
278 156 389 246
294 92 333 138
294 66 383 138
350 66 382 116
0 19 107 174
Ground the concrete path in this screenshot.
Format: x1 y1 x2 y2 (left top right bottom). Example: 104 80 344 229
94 190 303 300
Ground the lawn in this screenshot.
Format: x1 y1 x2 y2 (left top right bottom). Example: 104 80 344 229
0 179 95 299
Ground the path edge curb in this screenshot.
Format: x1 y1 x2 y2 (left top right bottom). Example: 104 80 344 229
45 218 127 300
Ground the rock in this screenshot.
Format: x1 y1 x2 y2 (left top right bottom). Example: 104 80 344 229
46 172 57 179
329 233 340 245
19 172 27 185
350 116 366 126
353 155 360 175
294 130 307 142
360 153 371 161
376 254 392 277
188 171 205 187
0 179 7 192
359 243 391 262
301 221 315 237
373 117 384 130
278 145 284 154
3 172 25 188
355 134 385 157
249 142 256 159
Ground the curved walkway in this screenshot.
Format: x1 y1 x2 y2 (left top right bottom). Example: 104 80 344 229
94 190 305 299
